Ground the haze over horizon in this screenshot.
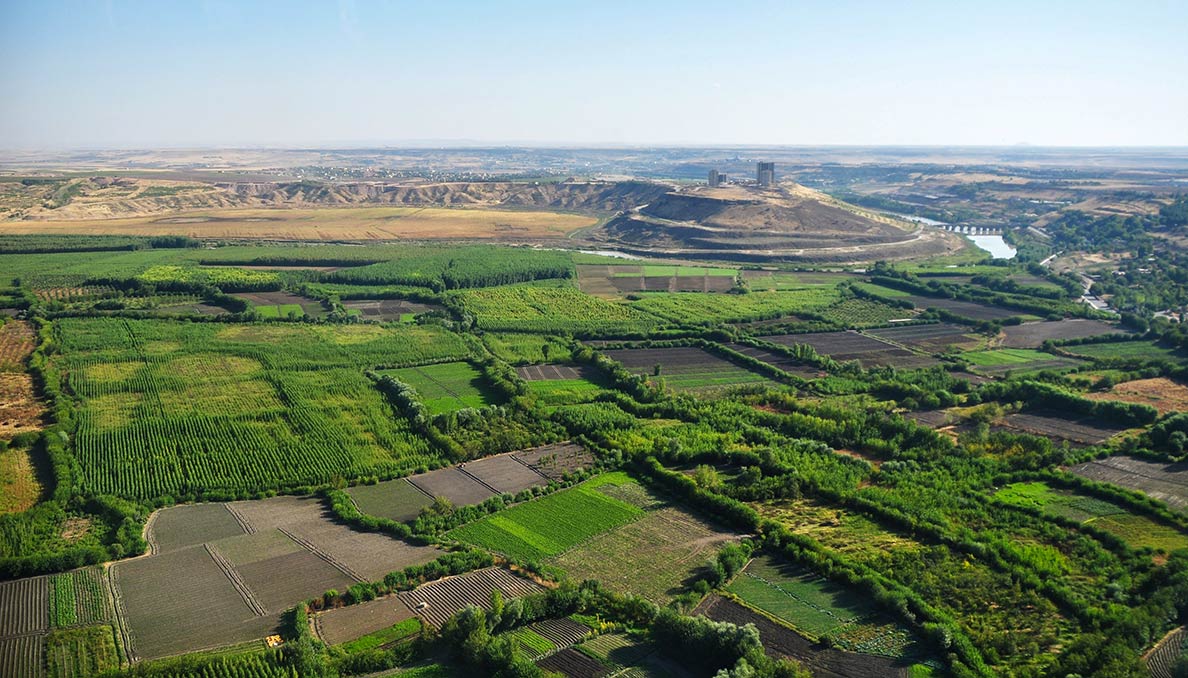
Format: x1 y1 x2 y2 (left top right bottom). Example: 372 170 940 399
2 0 1186 150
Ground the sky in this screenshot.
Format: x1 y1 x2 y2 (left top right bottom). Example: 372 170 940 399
1 0 1185 149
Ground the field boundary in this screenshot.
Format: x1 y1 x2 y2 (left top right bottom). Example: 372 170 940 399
278 527 366 583
142 511 160 556
204 544 267 616
105 566 137 663
456 466 505 496
224 503 257 535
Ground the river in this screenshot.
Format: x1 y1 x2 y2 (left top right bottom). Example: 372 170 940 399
967 235 1017 259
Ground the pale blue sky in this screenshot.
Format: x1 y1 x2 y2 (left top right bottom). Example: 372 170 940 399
1 0 1185 148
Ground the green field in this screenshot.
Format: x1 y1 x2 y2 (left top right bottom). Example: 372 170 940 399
525 377 608 405
379 361 502 414
507 627 556 658
481 333 572 364
456 284 660 334
815 298 913 327
1063 340 1187 363
447 472 644 561
963 348 1083 374
630 289 841 324
996 482 1188 552
346 479 433 523
613 265 737 277
339 618 422 653
728 555 916 658
45 625 120 678
54 318 467 499
254 303 306 319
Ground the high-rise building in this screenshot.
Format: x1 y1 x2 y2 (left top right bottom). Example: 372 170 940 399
757 162 775 187
708 169 721 187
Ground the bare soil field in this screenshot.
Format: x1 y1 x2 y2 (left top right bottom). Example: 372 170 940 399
609 276 735 293
1001 319 1127 348
342 299 438 321
536 648 609 678
602 346 776 392
408 467 498 506
901 294 1021 321
866 322 984 352
516 364 594 381
0 634 44 678
346 478 433 523
0 576 48 637
1086 378 1188 416
725 343 821 378
314 596 418 646
1068 456 1188 513
0 374 43 440
148 503 246 554
0 320 36 372
1001 412 1125 445
548 507 740 604
112 544 278 660
905 410 955 429
530 617 591 649
3 206 596 241
459 454 549 495
513 442 594 481
398 567 543 628
765 331 939 369
695 595 910 678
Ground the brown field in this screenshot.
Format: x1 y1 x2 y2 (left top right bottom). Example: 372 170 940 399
766 331 938 369
901 294 1021 321
0 446 43 514
0 320 37 372
0 373 46 440
147 503 247 554
459 454 549 495
866 322 984 352
342 299 439 321
695 595 909 678
408 467 498 506
1000 412 1125 445
347 478 434 523
536 648 609 678
724 343 821 378
1146 625 1186 678
112 545 278 660
1086 378 1188 416
398 567 543 628
1068 456 1188 513
1001 319 1127 349
513 442 595 481
314 596 418 646
2 206 596 240
0 576 49 637
516 364 593 381
0 635 44 678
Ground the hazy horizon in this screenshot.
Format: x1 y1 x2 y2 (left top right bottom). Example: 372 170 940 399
2 0 1186 149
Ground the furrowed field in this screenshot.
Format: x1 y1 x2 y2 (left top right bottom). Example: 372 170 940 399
52 318 470 499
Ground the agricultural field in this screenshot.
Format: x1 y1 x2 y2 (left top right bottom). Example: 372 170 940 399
629 289 841 324
44 624 120 678
865 322 985 353
233 291 326 319
518 364 609 405
814 298 915 327
346 479 434 523
743 270 861 291
723 343 821 379
3 206 598 240
447 472 644 562
727 555 918 659
48 568 109 627
548 505 740 604
999 411 1126 445
898 294 1024 321
1068 456 1188 513
1146 626 1188 678
601 346 775 393
962 348 1084 376
1000 319 1126 348
341 298 438 322
408 467 498 507
695 594 915 678
379 361 503 414
1062 339 1188 364
0 444 43 514
483 333 572 364
397 567 543 628
996 482 1188 552
53 318 467 499
565 631 692 678
114 494 439 659
459 453 550 494
0 634 45 678
313 596 419 647
1085 377 1188 415
765 331 939 369
457 284 660 334
513 442 595 481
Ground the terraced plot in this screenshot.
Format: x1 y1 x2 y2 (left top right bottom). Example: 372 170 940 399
398 567 543 628
765 331 938 369
866 322 984 352
1068 456 1188 513
602 346 775 392
1001 319 1126 348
